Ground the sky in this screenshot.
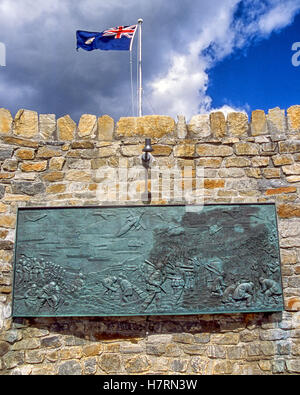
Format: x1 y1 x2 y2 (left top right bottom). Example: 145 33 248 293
0 0 300 123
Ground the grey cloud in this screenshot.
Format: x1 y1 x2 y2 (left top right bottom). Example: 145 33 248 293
0 0 227 121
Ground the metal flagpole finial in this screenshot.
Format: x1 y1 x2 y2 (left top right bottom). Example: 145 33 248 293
138 18 143 24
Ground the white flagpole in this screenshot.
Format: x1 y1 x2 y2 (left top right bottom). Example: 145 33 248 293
137 18 143 117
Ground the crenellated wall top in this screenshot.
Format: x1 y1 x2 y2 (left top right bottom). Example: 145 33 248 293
0 106 300 144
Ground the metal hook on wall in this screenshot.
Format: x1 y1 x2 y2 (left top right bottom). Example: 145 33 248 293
141 138 154 165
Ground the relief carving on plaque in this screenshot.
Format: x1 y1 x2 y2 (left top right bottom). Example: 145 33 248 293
12 204 284 317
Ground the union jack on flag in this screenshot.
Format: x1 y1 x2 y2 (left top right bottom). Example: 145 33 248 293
76 24 137 52
102 25 137 39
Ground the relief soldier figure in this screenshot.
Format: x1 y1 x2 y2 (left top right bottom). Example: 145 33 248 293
118 275 134 303
39 281 61 311
24 283 40 310
102 276 118 296
259 277 281 304
141 260 166 311
232 281 254 307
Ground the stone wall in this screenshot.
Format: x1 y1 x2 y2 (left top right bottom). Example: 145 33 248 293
0 106 300 375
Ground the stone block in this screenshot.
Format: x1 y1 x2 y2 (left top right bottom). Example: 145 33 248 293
15 148 35 160
121 144 143 157
31 364 56 375
65 170 91 182
0 185 5 199
82 343 103 357
2 351 24 369
265 186 296 196
98 115 114 141
279 140 300 153
207 345 226 359
251 110 267 136
36 146 62 159
261 142 276 153
125 355 150 373
58 360 82 375
99 353 121 373
152 144 172 156
146 342 166 356
174 143 196 158
172 333 194 344
210 111 226 138
0 148 14 161
282 163 300 175
286 175 300 182
78 114 97 139
267 107 286 134
46 184 66 194
228 112 248 137
251 157 270 167
277 204 300 218
0 341 9 356
83 357 97 375
224 157 251 167
0 172 14 180
57 115 76 141
212 360 234 375
0 108 13 134
39 114 56 140
25 350 44 364
287 105 300 132
14 109 38 138
59 346 83 360
285 297 300 311
272 154 294 166
20 161 47 172
11 338 40 352
263 168 281 178
197 157 222 168
170 358 188 373
204 179 225 189
259 329 287 341
177 115 188 138
2 159 17 171
197 144 233 157
71 141 94 149
286 359 300 373
42 171 65 182
98 145 118 158
235 142 260 156
40 335 62 348
11 181 45 196
219 168 245 178
2 136 39 148
188 114 210 138
49 157 65 171
116 115 175 138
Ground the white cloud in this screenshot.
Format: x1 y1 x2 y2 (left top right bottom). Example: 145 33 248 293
146 0 238 120
258 0 300 34
209 104 248 117
146 0 300 121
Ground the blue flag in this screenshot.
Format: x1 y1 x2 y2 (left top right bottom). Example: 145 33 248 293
76 25 137 51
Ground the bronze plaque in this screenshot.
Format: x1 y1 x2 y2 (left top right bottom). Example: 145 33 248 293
12 204 284 317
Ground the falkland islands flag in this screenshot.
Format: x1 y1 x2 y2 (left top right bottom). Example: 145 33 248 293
76 25 137 51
